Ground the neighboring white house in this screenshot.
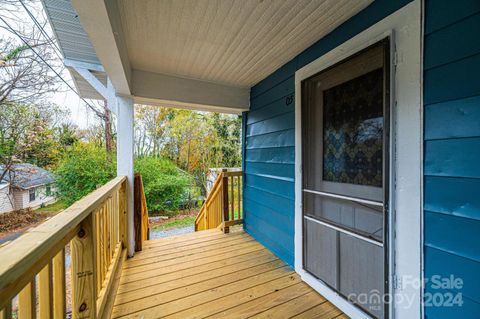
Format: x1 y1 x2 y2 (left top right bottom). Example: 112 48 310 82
0 183 14 214
0 164 57 214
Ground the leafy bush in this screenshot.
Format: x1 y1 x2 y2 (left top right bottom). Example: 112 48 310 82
135 157 192 215
55 143 115 205
55 145 191 214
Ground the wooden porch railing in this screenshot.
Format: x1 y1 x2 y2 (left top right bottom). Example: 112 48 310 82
194 169 243 233
134 173 149 252
0 176 132 319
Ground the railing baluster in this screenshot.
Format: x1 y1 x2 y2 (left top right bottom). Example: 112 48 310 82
97 208 103 289
204 204 208 229
222 172 230 233
71 213 96 319
19 280 35 319
108 197 115 264
101 206 106 285
95 211 101 294
53 249 65 319
230 176 234 221
39 262 53 319
0 302 11 319
237 176 241 220
120 181 127 248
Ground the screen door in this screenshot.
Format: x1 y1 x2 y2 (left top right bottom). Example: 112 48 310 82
301 39 390 319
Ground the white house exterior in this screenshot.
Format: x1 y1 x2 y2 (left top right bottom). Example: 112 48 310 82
0 183 14 214
11 184 57 211
0 164 57 214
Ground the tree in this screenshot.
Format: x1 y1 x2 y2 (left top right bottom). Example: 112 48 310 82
55 143 116 205
0 1 114 155
58 123 79 149
0 102 69 182
134 105 170 157
134 157 192 215
0 1 60 104
209 113 242 168
133 106 242 195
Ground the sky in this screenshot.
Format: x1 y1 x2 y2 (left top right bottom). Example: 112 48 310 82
0 0 98 129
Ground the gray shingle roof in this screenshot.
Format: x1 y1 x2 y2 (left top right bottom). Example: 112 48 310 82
0 163 55 189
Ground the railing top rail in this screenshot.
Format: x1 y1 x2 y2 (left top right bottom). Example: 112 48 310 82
0 175 126 305
223 171 242 177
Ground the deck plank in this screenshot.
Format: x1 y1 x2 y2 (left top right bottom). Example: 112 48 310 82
140 232 238 252
112 229 346 319
248 291 327 319
116 254 280 302
115 259 285 307
124 237 256 269
113 268 294 318
117 250 273 294
290 300 343 319
203 282 312 319
120 245 265 283
126 233 249 261
145 274 300 319
113 265 291 317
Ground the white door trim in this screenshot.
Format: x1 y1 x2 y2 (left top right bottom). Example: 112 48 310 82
294 1 423 319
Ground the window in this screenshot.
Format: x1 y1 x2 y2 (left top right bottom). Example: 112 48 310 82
29 188 36 202
46 185 52 197
322 68 384 187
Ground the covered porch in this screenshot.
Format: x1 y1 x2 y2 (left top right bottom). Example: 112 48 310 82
0 177 345 318
0 0 436 318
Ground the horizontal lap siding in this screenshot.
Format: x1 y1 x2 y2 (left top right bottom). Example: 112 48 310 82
245 65 296 266
243 0 412 267
424 0 480 317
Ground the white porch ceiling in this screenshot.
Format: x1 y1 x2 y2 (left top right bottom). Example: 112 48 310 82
117 0 372 88
43 0 373 112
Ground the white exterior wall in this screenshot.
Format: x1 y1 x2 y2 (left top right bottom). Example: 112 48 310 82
0 185 14 214
13 185 56 211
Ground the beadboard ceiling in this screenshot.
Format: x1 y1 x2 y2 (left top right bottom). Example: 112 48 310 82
117 0 372 88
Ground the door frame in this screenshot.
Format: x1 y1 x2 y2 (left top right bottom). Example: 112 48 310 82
294 1 423 319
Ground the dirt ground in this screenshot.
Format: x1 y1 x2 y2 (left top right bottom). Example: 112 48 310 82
149 208 199 228
0 209 53 242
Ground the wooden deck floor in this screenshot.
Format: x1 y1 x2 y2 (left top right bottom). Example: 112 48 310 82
111 229 346 319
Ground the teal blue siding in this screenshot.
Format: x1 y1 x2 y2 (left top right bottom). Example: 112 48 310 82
243 0 412 267
244 1 480 317
424 0 480 317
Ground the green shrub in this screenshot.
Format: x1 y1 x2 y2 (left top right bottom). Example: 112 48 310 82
55 143 116 205
135 157 192 215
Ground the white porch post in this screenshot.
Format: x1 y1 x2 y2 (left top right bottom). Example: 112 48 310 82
116 95 135 257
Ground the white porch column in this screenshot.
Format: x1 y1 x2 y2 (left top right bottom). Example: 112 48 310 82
116 95 135 257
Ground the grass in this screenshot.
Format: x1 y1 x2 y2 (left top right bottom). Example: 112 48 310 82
35 200 68 214
152 216 196 231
